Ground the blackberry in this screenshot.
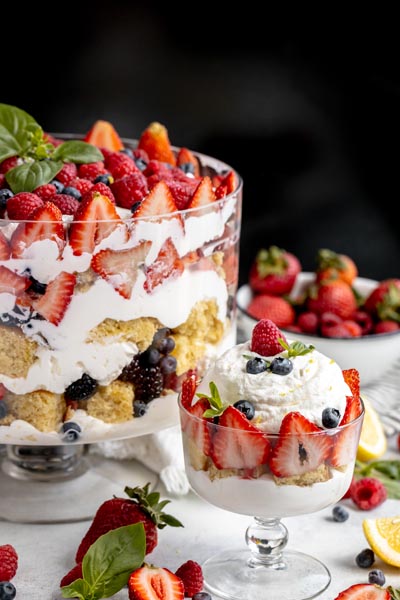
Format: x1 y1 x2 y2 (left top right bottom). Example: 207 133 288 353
119 355 141 383
134 365 163 403
65 373 98 401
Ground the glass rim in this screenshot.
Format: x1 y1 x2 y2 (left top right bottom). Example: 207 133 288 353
178 392 365 437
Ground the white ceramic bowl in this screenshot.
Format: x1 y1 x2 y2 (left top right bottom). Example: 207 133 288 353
237 272 400 387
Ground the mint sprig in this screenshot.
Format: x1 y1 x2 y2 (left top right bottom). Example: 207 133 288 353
0 103 103 193
279 338 314 358
388 587 400 599
196 381 228 419
61 523 146 600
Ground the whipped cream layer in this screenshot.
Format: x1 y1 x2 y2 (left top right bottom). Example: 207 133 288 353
197 341 350 432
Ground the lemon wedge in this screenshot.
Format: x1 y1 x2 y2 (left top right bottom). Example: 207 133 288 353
363 516 400 567
356 396 387 462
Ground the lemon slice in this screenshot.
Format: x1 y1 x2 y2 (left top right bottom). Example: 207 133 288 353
363 516 400 566
356 395 387 462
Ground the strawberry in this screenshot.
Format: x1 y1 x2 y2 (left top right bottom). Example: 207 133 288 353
60 562 83 587
307 280 357 319
342 368 360 398
78 161 107 181
0 544 18 581
32 271 76 325
82 182 115 204
138 121 176 165
297 311 319 334
374 320 400 334
0 266 29 295
75 483 182 562
181 397 212 457
175 560 203 597
211 405 270 470
330 368 363 467
6 192 44 220
334 584 390 599
128 565 184 600
176 147 200 177
33 183 58 200
91 241 151 299
247 294 295 328
56 162 78 185
144 237 184 293
84 120 123 151
50 194 80 216
10 202 65 258
68 193 121 255
186 176 216 209
0 230 10 260
364 278 400 322
269 412 331 478
250 318 287 356
322 321 362 338
111 171 149 208
180 372 198 410
215 170 237 199
316 248 358 285
249 246 301 296
105 152 138 179
135 181 182 224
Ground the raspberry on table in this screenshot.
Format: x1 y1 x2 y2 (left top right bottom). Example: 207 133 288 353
351 477 387 510
175 560 204 597
0 544 18 581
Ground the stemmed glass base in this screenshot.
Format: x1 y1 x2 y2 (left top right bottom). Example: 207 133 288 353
202 518 331 600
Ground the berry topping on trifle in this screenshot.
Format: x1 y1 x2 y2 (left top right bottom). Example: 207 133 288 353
179 319 364 517
0 104 241 441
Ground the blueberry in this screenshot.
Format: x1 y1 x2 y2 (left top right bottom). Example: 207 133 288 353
94 173 113 186
29 276 47 295
120 147 134 158
153 328 170 347
233 400 255 420
332 505 349 522
130 201 142 215
355 548 375 568
65 373 98 401
52 179 64 193
0 581 16 599
0 402 8 419
140 347 161 366
160 355 177 374
270 357 293 375
0 188 13 208
246 357 267 374
62 186 81 201
161 337 175 355
134 157 148 171
179 162 195 175
368 569 386 586
322 407 341 428
62 421 82 442
133 400 147 418
192 593 212 600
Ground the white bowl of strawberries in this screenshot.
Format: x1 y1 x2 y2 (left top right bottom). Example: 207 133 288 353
237 247 400 387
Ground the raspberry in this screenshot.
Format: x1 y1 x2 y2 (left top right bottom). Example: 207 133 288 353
351 477 387 510
105 152 137 179
100 147 114 161
111 172 149 208
133 148 149 163
166 179 198 210
34 183 57 200
69 177 94 195
6 192 44 220
56 162 78 185
374 320 400 334
78 161 107 181
60 562 83 587
0 156 22 174
82 182 115 204
250 318 287 356
297 311 319 334
50 194 80 216
0 544 18 581
352 310 373 335
175 560 204 598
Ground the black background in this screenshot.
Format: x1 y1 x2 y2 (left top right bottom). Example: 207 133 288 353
3 7 399 285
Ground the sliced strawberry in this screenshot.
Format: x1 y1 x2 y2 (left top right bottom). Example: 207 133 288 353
0 230 10 260
0 266 29 295
269 412 331 478
32 271 76 325
211 406 270 470
91 241 151 299
334 583 390 599
176 147 200 176
144 238 184 294
215 170 237 198
137 121 176 165
84 120 123 151
182 397 212 457
340 395 363 425
68 193 121 255
135 181 182 225
342 368 360 398
128 565 184 600
187 176 216 209
10 202 65 258
180 372 198 410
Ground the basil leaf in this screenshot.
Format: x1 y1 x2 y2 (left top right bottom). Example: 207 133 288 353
82 523 145 597
53 140 103 164
0 103 39 162
6 160 63 193
61 578 92 599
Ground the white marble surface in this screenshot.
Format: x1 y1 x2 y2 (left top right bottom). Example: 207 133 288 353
0 440 399 600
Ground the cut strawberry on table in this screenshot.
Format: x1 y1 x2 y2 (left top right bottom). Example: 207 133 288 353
211 405 270 470
187 176 216 209
84 119 124 151
32 271 76 325
10 202 65 258
138 121 176 165
91 241 151 299
334 583 390 599
269 412 331 478
128 565 184 600
68 192 121 255
144 237 184 294
0 229 10 260
0 265 29 295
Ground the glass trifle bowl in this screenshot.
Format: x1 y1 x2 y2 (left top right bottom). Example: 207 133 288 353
178 319 365 600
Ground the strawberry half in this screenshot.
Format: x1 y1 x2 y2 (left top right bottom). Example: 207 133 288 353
144 238 184 294
334 583 390 599
0 266 29 295
269 412 331 478
84 120 123 151
180 372 198 410
0 230 10 260
342 368 360 398
91 241 151 299
211 405 270 470
181 397 212 458
68 193 121 255
135 181 182 225
128 565 184 600
10 202 65 258
187 176 216 209
32 271 76 325
215 170 237 199
137 121 176 165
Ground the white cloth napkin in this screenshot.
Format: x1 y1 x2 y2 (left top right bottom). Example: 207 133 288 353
92 425 190 496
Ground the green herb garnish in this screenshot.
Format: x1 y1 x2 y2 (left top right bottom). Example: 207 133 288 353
196 381 229 419
279 338 314 358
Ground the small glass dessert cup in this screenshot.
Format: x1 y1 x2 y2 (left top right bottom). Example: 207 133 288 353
179 395 364 600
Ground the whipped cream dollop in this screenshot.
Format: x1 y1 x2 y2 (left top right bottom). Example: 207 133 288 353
197 341 351 432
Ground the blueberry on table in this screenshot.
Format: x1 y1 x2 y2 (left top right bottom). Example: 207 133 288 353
246 357 267 374
355 548 375 568
270 357 293 375
332 505 349 522
62 421 82 442
368 569 385 586
233 400 255 420
0 581 16 599
322 407 341 428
